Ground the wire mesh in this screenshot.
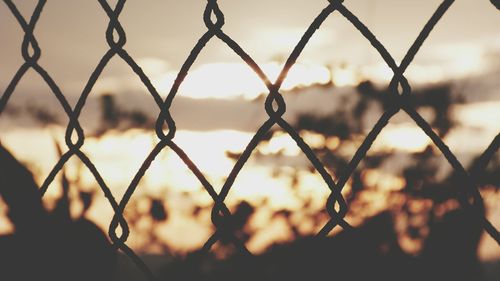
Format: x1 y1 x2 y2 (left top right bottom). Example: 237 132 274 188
1 0 499 280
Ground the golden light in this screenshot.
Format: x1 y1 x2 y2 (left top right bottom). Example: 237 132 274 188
155 61 331 100
374 123 430 152
331 64 360 87
300 131 326 149
362 169 406 192
258 131 301 156
453 101 500 131
80 130 156 190
172 130 253 176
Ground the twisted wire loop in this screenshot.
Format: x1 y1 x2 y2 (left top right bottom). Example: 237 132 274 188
1 0 499 280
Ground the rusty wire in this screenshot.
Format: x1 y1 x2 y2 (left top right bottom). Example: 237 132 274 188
1 0 499 280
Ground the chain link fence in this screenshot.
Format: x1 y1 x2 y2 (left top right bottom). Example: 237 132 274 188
1 0 499 280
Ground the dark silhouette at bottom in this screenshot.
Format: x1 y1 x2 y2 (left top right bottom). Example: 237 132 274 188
0 144 486 281
164 209 483 281
0 145 116 281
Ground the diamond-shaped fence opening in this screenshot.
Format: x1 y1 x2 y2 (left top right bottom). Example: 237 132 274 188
0 0 499 280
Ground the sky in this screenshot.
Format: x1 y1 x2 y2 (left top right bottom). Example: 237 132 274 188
1 0 500 98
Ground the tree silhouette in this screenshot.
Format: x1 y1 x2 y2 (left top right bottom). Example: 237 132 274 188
0 144 116 281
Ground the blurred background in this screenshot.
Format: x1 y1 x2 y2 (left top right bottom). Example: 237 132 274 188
1 0 499 279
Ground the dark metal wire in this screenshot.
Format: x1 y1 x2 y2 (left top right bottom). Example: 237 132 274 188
1 0 499 280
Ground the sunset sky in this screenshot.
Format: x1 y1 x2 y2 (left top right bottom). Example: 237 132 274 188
1 0 500 96
1 0 500 260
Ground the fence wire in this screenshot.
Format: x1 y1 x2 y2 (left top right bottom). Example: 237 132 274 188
1 0 499 280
